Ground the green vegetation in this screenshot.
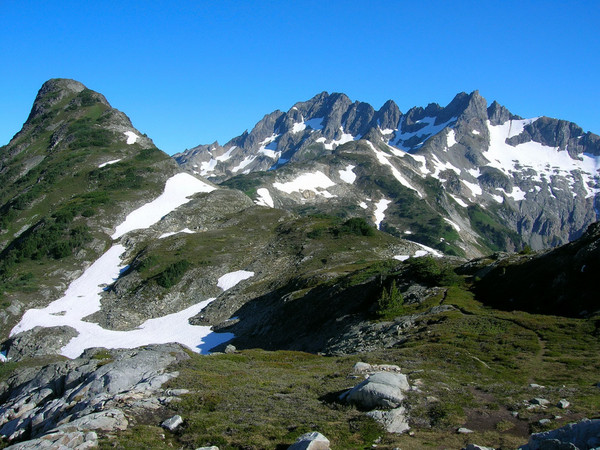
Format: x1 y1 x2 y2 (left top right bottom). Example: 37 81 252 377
98 281 600 449
377 279 404 319
468 204 522 252
155 260 191 288
404 256 462 286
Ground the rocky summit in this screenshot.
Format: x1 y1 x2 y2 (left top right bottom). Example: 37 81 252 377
0 79 598 449
176 90 599 257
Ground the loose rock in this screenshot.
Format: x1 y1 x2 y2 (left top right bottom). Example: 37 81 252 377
161 415 183 432
288 431 330 450
366 407 410 434
458 427 474 434
556 399 570 409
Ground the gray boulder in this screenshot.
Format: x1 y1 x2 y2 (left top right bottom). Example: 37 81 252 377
161 415 183 432
342 371 410 409
288 431 330 450
366 407 410 433
520 418 600 449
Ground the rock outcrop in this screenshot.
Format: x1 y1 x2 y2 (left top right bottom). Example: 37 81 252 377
0 344 189 448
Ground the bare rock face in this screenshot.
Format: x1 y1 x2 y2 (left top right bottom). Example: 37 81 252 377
520 418 600 449
3 326 78 362
0 344 189 448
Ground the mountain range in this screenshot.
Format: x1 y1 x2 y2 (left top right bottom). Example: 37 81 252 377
175 90 599 257
0 79 598 449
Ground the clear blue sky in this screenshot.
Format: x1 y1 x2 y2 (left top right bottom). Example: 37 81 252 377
1 1 599 155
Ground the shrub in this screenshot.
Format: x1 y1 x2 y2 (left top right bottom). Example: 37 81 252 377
377 280 404 318
406 256 462 286
155 260 190 288
339 217 376 236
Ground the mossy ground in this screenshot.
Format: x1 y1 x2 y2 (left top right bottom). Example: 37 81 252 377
97 284 600 450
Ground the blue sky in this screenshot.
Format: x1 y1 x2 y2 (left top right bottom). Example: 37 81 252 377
1 1 599 155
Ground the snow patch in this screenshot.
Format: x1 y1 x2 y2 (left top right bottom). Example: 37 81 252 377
215 146 237 162
217 270 255 291
373 198 391 229
258 134 281 160
367 142 421 196
232 155 257 173
444 218 460 232
112 173 215 239
98 159 122 168
124 131 139 145
449 194 468 208
359 202 368 209
412 241 443 257
159 228 195 239
305 117 324 130
390 116 457 150
491 194 504 203
255 188 274 208
472 129 480 135
292 121 307 133
431 155 461 178
394 255 410 261
273 171 336 196
446 129 457 149
461 179 483 197
339 165 356 184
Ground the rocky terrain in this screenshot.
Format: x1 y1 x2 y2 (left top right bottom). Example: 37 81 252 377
0 79 598 449
176 91 600 257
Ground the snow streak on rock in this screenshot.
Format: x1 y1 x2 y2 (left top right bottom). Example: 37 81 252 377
112 173 215 239
255 188 274 207
10 174 247 358
273 171 336 197
373 198 391 229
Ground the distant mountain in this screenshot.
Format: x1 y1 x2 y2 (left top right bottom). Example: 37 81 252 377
175 91 600 256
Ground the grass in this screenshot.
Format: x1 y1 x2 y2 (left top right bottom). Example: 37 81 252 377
94 278 600 450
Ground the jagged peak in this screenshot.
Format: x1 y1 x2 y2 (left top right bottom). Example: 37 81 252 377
487 100 521 125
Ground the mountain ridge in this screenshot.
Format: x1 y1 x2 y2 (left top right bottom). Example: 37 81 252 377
174 89 599 257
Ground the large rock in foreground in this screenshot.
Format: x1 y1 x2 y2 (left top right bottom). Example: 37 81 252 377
0 344 189 447
342 371 410 409
520 418 600 449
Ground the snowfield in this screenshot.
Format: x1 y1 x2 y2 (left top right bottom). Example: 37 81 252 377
9 173 252 359
112 173 215 239
485 119 600 198
273 171 336 196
